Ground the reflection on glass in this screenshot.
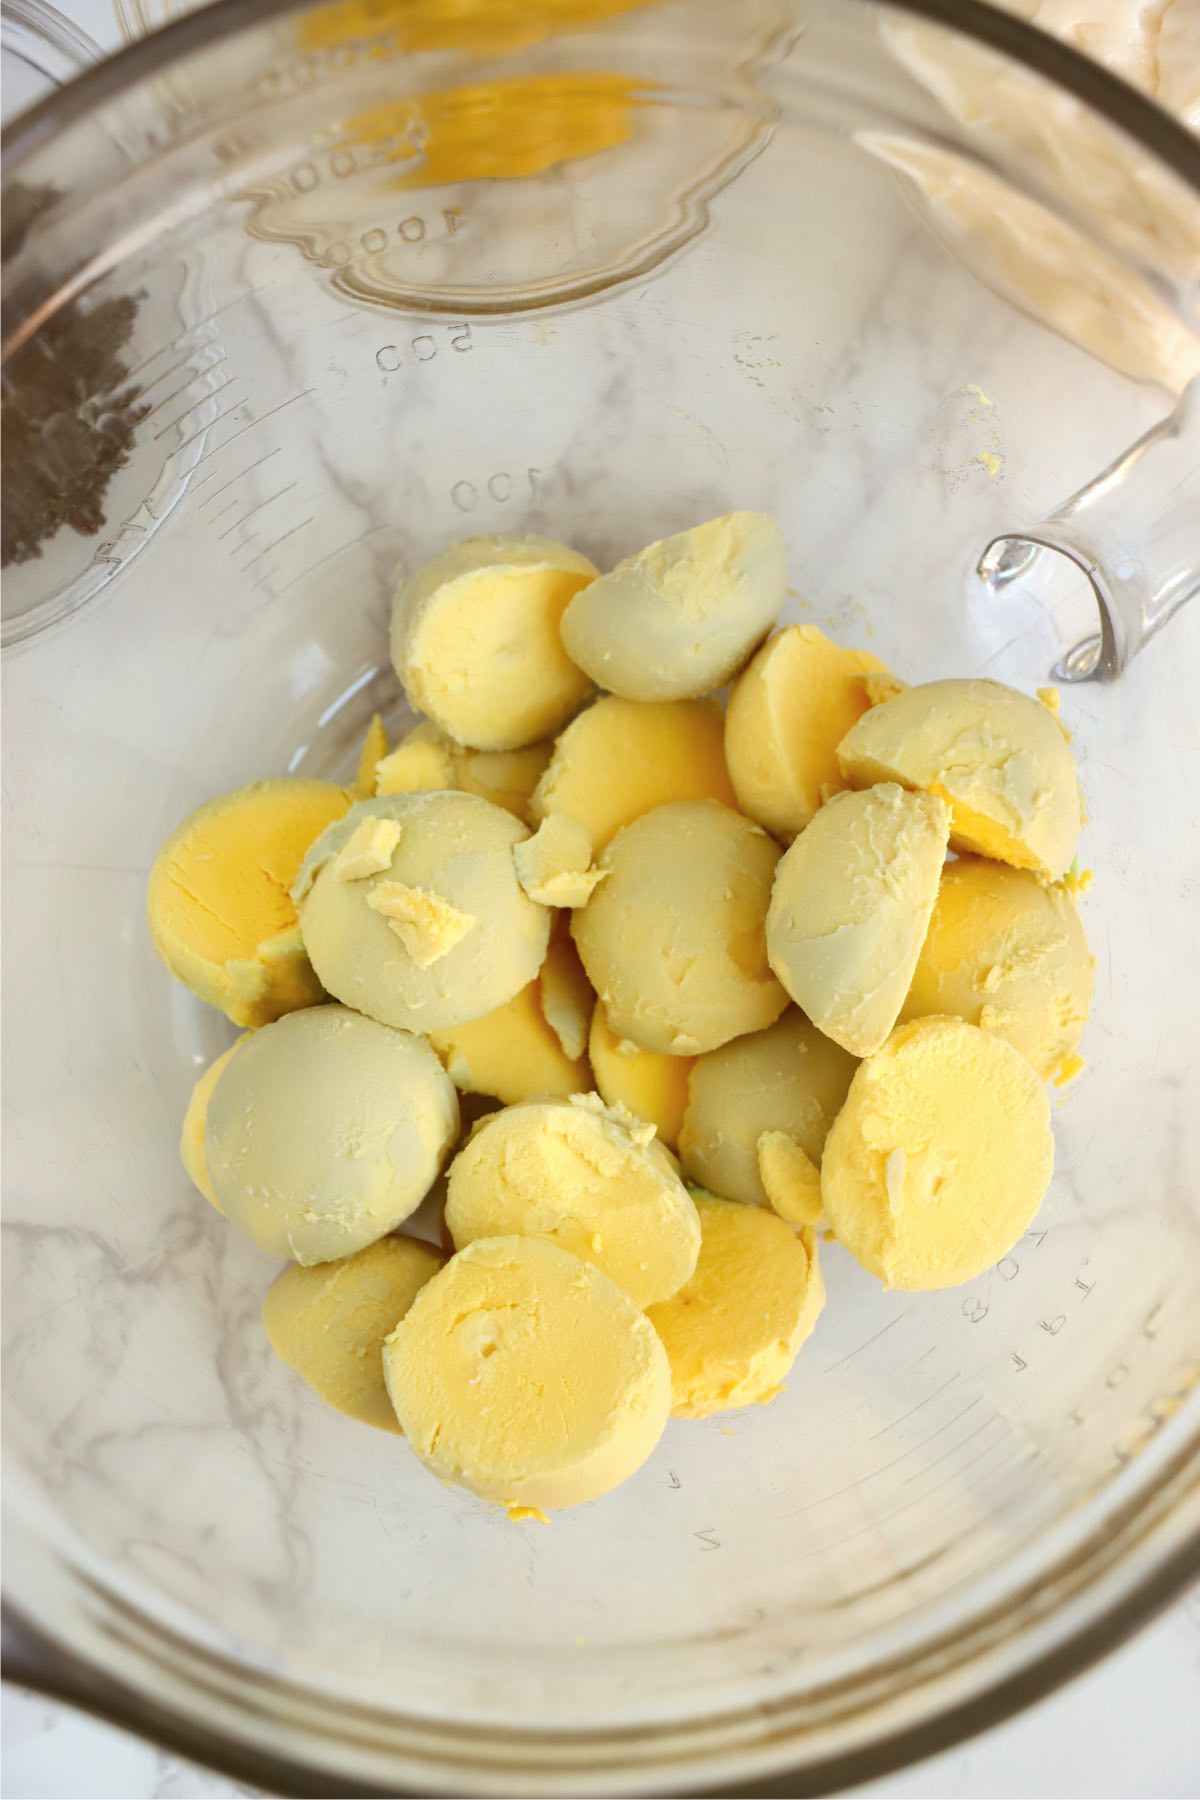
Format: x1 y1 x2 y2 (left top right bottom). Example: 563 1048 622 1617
862 132 1200 393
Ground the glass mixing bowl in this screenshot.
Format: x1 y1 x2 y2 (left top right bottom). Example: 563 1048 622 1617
3 1 1199 1792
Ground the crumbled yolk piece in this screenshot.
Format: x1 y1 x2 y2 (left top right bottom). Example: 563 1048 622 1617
367 880 475 965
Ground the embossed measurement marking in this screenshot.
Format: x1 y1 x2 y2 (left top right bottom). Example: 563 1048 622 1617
195 447 282 499
1005 1235 1109 1387
451 467 552 512
242 519 314 571
182 392 321 591
375 324 472 372
324 208 464 269
192 388 315 466
867 1372 961 1441
141 357 229 423
152 378 239 441
216 483 297 539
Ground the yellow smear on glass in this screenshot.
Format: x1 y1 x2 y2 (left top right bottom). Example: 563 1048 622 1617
345 72 644 191
302 0 651 59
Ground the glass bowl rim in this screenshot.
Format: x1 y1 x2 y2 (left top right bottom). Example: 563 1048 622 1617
4 0 1200 192
2 0 1199 1791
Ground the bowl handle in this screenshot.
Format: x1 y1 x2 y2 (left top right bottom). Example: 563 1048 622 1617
978 378 1200 682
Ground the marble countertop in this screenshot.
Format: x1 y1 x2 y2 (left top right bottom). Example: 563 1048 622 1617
3 8 1198 1800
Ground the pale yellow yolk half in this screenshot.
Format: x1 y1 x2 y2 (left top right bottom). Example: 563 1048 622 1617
391 534 596 751
429 964 590 1108
377 720 553 826
837 677 1082 880
147 778 352 1027
821 1015 1054 1290
560 512 786 701
572 799 785 1055
445 1094 699 1308
765 783 951 1057
726 625 892 839
647 1191 824 1418
679 1010 857 1209
532 695 736 852
296 792 550 1035
206 1006 458 1265
383 1235 671 1513
589 1002 693 1150
902 855 1094 1082
180 1039 246 1213
263 1236 444 1432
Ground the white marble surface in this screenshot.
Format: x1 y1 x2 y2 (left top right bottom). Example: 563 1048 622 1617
4 7 1199 1800
4 1587 1200 1797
